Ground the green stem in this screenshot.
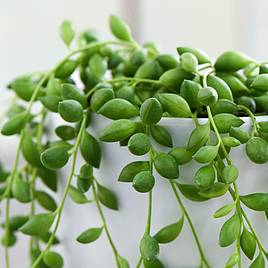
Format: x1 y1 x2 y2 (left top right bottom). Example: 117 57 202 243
170 181 210 268
92 180 120 268
107 77 161 86
238 104 259 135
31 114 87 268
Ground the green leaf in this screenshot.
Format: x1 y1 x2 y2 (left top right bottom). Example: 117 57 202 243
213 114 244 133
37 167 58 192
177 183 209 202
22 130 42 167
222 137 241 147
229 126 250 144
156 54 179 70
197 86 218 106
43 251 64 268
12 175 31 203
159 67 194 90
169 147 192 165
213 204 235 218
133 171 155 193
154 152 179 179
109 15 133 41
215 51 253 72
20 212 56 236
76 226 103 244
207 75 233 101
176 46 211 64
254 94 268 112
199 182 229 199
62 83 87 108
55 59 77 79
240 193 268 211
222 165 238 184
1 215 29 231
193 144 219 163
143 258 165 268
69 186 89 204
40 147 69 170
150 125 173 148
187 123 210 153
180 52 198 73
180 80 202 109
97 183 118 210
118 161 150 182
211 99 238 115
47 75 61 96
128 133 151 156
194 165 215 190
1 232 17 247
240 228 256 260
89 54 107 78
219 213 241 247
251 74 268 92
158 93 192 117
154 216 184 243
99 119 137 142
246 137 268 164
140 235 160 262
80 131 101 168
35 190 57 211
135 60 163 80
99 98 139 120
140 98 163 125
91 88 114 112
1 112 28 136
55 125 75 140
58 100 83 122
118 256 130 268
39 96 62 112
249 252 265 268
60 20 75 47
225 252 238 268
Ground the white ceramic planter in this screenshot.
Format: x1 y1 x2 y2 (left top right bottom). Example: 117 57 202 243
61 115 268 268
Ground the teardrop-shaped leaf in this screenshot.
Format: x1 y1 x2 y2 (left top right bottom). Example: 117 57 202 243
80 131 101 168
1 112 28 136
225 252 238 268
213 204 235 218
55 125 76 140
91 88 114 112
219 213 241 247
118 256 130 268
39 95 62 112
140 235 160 262
58 100 83 122
60 20 75 47
55 59 77 79
240 193 268 211
249 252 265 268
97 183 118 210
213 114 244 133
240 228 256 260
251 74 268 92
177 47 211 64
20 212 56 236
62 83 87 108
177 183 209 202
43 251 64 268
199 182 229 199
118 161 150 182
135 60 163 80
35 190 57 211
69 186 89 204
180 52 198 73
193 144 219 163
2 215 29 231
169 147 192 165
150 125 173 147
76 226 103 244
180 80 202 109
99 99 139 119
37 167 58 192
154 216 184 243
12 175 31 203
109 15 133 41
89 54 107 78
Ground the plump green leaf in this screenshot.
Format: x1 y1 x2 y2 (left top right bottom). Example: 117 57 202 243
213 204 235 218
76 226 103 244
219 213 241 247
198 86 218 106
133 171 155 193
12 175 31 203
128 133 151 156
207 75 233 100
158 93 192 117
62 83 87 108
55 125 75 140
229 126 250 144
246 137 268 164
2 215 29 231
251 74 268 92
37 167 58 192
199 182 229 198
143 258 165 268
193 144 219 163
180 52 198 73
169 147 192 165
240 193 268 211
140 98 163 124
89 54 107 78
140 235 160 262
20 212 56 236
118 161 150 182
55 59 77 79
213 114 244 133
60 20 75 47
154 153 179 179
39 96 62 112
80 131 101 168
187 123 210 153
1 232 17 247
58 100 83 122
154 216 184 243
99 119 137 142
194 165 215 190
249 252 265 268
1 112 28 136
97 183 118 210
177 47 211 64
35 190 57 211
99 98 139 119
135 60 163 80
177 183 209 202
222 137 240 147
47 75 61 96
150 125 173 147
156 54 179 70
91 88 114 112
69 186 89 204
240 228 256 260
40 147 69 170
254 94 268 112
222 165 238 184
118 256 130 268
44 251 64 268
180 80 202 109
215 51 253 72
211 99 238 115
237 96 256 112
109 15 133 41
225 252 238 268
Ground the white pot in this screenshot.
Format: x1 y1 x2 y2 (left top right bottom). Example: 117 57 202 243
61 115 268 268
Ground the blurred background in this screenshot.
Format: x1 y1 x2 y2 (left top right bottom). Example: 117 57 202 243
1 0 268 267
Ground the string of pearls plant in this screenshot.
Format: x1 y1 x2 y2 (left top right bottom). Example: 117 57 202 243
1 15 268 268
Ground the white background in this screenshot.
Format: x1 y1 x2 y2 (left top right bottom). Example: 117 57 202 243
1 0 268 267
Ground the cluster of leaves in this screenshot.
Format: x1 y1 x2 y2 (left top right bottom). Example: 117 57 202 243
1 14 268 268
